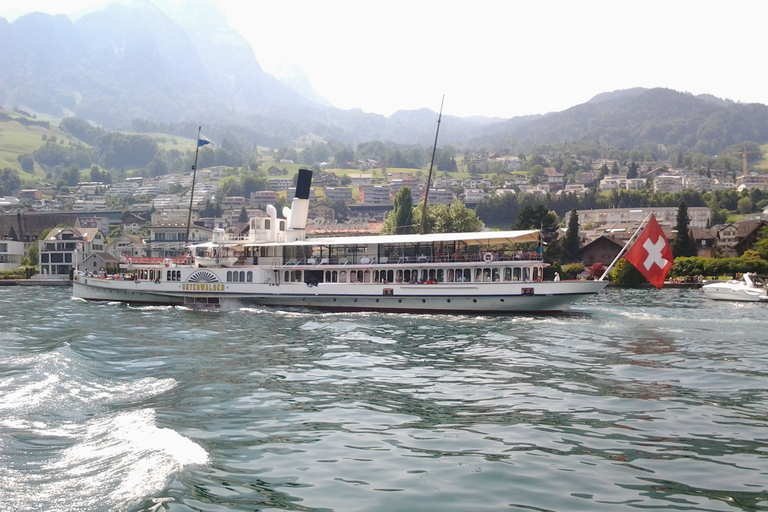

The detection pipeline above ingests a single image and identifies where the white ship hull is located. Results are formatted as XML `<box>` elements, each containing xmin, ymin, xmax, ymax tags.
<box><xmin>73</xmin><ymin>271</ymin><xmax>608</xmax><ymax>313</ymax></box>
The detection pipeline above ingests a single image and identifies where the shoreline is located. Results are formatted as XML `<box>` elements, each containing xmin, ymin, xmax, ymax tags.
<box><xmin>0</xmin><ymin>279</ymin><xmax>71</xmax><ymax>287</ymax></box>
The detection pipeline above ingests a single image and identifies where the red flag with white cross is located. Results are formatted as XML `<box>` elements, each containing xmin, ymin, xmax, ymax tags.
<box><xmin>623</xmin><ymin>215</ymin><xmax>673</xmax><ymax>289</ymax></box>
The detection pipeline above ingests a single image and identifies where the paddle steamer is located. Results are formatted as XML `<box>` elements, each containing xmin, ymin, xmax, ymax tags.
<box><xmin>73</xmin><ymin>170</ymin><xmax>608</xmax><ymax>312</ymax></box>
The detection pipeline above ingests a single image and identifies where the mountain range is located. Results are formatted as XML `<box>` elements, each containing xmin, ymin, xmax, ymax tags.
<box><xmin>2</xmin><ymin>1</ymin><xmax>768</xmax><ymax>155</ymax></box>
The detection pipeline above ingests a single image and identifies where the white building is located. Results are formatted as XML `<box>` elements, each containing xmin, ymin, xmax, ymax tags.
<box><xmin>425</xmin><ymin>188</ymin><xmax>454</xmax><ymax>205</ymax></box>
<box><xmin>359</xmin><ymin>185</ymin><xmax>391</xmax><ymax>204</ymax></box>
<box><xmin>576</xmin><ymin>207</ymin><xmax>711</xmax><ymax>229</ymax></box>
<box><xmin>325</xmin><ymin>187</ymin><xmax>353</xmax><ymax>203</ymax></box>
<box><xmin>347</xmin><ymin>174</ymin><xmax>373</xmax><ymax>186</ymax></box>
<box><xmin>599</xmin><ymin>176</ymin><xmax>647</xmax><ymax>191</ymax></box>
<box><xmin>38</xmin><ymin>227</ymin><xmax>106</xmax><ymax>278</ymax></box>
<box><xmin>654</xmin><ymin>175</ymin><xmax>684</xmax><ymax>193</ymax></box>
<box><xmin>463</xmin><ymin>189</ymin><xmax>488</xmax><ymax>202</ymax></box>
<box><xmin>106</xmin><ymin>234</ymin><xmax>145</xmax><ymax>259</ymax></box>
<box><xmin>518</xmin><ymin>184</ymin><xmax>550</xmax><ymax>195</ymax></box>
<box><xmin>0</xmin><ymin>239</ymin><xmax>25</xmax><ymax>270</ymax></box>
<box><xmin>736</xmin><ymin>174</ymin><xmax>768</xmax><ymax>192</ymax></box>
<box><xmin>684</xmin><ymin>174</ymin><xmax>713</xmax><ymax>192</ymax></box>
<box><xmin>269</xmin><ymin>178</ymin><xmax>293</xmax><ymax>191</ymax></box>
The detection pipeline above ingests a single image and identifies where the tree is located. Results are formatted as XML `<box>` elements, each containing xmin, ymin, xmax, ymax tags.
<box><xmin>587</xmin><ymin>262</ymin><xmax>606</xmax><ymax>280</ymax></box>
<box><xmin>18</xmin><ymin>154</ymin><xmax>35</xmax><ymax>173</ymax></box>
<box><xmin>612</xmin><ymin>258</ymin><xmax>648</xmax><ymax>287</ymax></box>
<box><xmin>0</xmin><ymin>168</ymin><xmax>22</xmax><ymax>195</ymax></box>
<box><xmin>332</xmin><ymin>200</ymin><xmax>350</xmax><ymax>222</ymax></box>
<box><xmin>202</xmin><ymin>199</ymin><xmax>222</xmax><ymax>218</ymax></box>
<box><xmin>333</xmin><ymin>147</ymin><xmax>354</xmax><ymax>168</ymax></box>
<box><xmin>626</xmin><ymin>161</ymin><xmax>638</xmax><ymax>179</ymax></box>
<box><xmin>512</xmin><ymin>204</ymin><xmax>560</xmax><ymax>260</ymax></box>
<box><xmin>382</xmin><ymin>187</ymin><xmax>414</xmax><ymax>234</ymax></box>
<box><xmin>414</xmin><ymin>200</ymin><xmax>483</xmax><ymax>234</ymax></box>
<box><xmin>754</xmin><ymin>225</ymin><xmax>768</xmax><ymax>260</ymax></box>
<box><xmin>671</xmin><ymin>200</ymin><xmax>697</xmax><ymax>258</ymax></box>
<box><xmin>237</xmin><ymin>206</ymin><xmax>248</xmax><ymax>223</ymax></box>
<box><xmin>737</xmin><ymin>197</ymin><xmax>754</xmax><ymax>215</ymax></box>
<box><xmin>561</xmin><ymin>209</ymin><xmax>580</xmax><ymax>263</ymax></box>
<box><xmin>27</xmin><ymin>243</ymin><xmax>39</xmax><ymax>265</ymax></box>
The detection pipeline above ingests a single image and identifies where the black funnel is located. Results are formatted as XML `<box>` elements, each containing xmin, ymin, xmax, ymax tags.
<box><xmin>295</xmin><ymin>169</ymin><xmax>313</xmax><ymax>200</ymax></box>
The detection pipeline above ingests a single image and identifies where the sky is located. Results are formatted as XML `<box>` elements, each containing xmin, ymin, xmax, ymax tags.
<box><xmin>3</xmin><ymin>0</ymin><xmax>768</xmax><ymax>119</ymax></box>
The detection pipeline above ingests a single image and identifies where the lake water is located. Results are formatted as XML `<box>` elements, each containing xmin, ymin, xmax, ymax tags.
<box><xmin>1</xmin><ymin>286</ymin><xmax>767</xmax><ymax>511</ymax></box>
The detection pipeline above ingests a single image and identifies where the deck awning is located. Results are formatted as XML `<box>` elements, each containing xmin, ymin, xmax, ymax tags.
<box><xmin>238</xmin><ymin>230</ymin><xmax>539</xmax><ymax>248</ymax></box>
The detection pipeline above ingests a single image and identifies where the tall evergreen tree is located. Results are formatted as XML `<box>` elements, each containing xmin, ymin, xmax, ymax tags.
<box><xmin>382</xmin><ymin>187</ymin><xmax>415</xmax><ymax>234</ymax></box>
<box><xmin>512</xmin><ymin>204</ymin><xmax>560</xmax><ymax>261</ymax></box>
<box><xmin>562</xmin><ymin>209</ymin><xmax>581</xmax><ymax>263</ymax></box>
<box><xmin>626</xmin><ymin>162</ymin><xmax>638</xmax><ymax>179</ymax></box>
<box><xmin>671</xmin><ymin>200</ymin><xmax>697</xmax><ymax>258</ymax></box>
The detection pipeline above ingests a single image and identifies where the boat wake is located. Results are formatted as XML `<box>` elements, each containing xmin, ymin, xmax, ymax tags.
<box><xmin>0</xmin><ymin>347</ymin><xmax>208</xmax><ymax>512</ymax></box>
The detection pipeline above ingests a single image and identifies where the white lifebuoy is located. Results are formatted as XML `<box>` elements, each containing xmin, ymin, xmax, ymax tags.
<box><xmin>483</xmin><ymin>252</ymin><xmax>494</xmax><ymax>263</ymax></box>
<box><xmin>163</xmin><ymin>258</ymin><xmax>170</xmax><ymax>268</ymax></box>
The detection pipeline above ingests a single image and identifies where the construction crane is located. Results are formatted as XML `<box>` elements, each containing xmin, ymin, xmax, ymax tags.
<box><xmin>734</xmin><ymin>146</ymin><xmax>762</xmax><ymax>175</ymax></box>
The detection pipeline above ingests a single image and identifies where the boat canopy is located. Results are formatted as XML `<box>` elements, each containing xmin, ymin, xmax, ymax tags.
<box><xmin>188</xmin><ymin>241</ymin><xmax>240</xmax><ymax>249</ymax></box>
<box><xmin>238</xmin><ymin>229</ymin><xmax>540</xmax><ymax>248</ymax></box>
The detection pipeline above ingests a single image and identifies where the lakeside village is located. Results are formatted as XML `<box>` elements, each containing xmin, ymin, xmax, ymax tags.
<box><xmin>2</xmin><ymin>156</ymin><xmax>768</xmax><ymax>283</ymax></box>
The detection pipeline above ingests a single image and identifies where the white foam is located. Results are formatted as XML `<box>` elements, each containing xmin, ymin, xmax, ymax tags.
<box><xmin>3</xmin><ymin>409</ymin><xmax>207</xmax><ymax>511</ymax></box>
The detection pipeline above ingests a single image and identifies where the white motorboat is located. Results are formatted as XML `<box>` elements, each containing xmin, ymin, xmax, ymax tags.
<box><xmin>72</xmin><ymin>170</ymin><xmax>609</xmax><ymax>313</ymax></box>
<box><xmin>702</xmin><ymin>273</ymin><xmax>768</xmax><ymax>302</ymax></box>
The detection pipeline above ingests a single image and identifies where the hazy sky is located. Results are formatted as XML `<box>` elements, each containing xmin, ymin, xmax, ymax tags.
<box><xmin>3</xmin><ymin>0</ymin><xmax>767</xmax><ymax>119</ymax></box>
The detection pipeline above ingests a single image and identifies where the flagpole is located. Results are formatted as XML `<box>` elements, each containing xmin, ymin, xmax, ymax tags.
<box><xmin>599</xmin><ymin>212</ymin><xmax>653</xmax><ymax>281</ymax></box>
<box><xmin>185</xmin><ymin>126</ymin><xmax>202</xmax><ymax>246</ymax></box>
<box><xmin>418</xmin><ymin>95</ymin><xmax>444</xmax><ymax>235</ymax></box>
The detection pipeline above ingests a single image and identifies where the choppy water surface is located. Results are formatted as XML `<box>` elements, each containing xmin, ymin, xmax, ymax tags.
<box><xmin>1</xmin><ymin>286</ymin><xmax>767</xmax><ymax>511</ymax></box>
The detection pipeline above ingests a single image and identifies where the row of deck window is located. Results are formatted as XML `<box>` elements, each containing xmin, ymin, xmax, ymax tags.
<box><xmin>227</xmin><ymin>271</ymin><xmax>254</xmax><ymax>282</ymax></box>
<box><xmin>307</xmin><ymin>266</ymin><xmax>543</xmax><ymax>284</ymax></box>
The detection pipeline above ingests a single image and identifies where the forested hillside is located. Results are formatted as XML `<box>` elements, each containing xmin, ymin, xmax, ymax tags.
<box><xmin>475</xmin><ymin>88</ymin><xmax>768</xmax><ymax>156</ymax></box>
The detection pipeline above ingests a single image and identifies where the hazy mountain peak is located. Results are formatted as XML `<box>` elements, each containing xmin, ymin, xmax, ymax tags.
<box><xmin>586</xmin><ymin>88</ymin><xmax>648</xmax><ymax>104</ymax></box>
<box><xmin>271</xmin><ymin>62</ymin><xmax>331</xmax><ymax>107</ymax></box>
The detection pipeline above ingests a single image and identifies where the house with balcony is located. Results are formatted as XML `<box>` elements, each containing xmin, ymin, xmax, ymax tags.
<box><xmin>37</xmin><ymin>227</ymin><xmax>106</xmax><ymax>278</ymax></box>
<box><xmin>268</xmin><ymin>178</ymin><xmax>293</xmax><ymax>191</ymax></box>
<box><xmin>347</xmin><ymin>173</ymin><xmax>373</xmax><ymax>186</ymax></box>
<box><xmin>359</xmin><ymin>184</ymin><xmax>391</xmax><ymax>204</ymax></box>
<box><xmin>106</xmin><ymin>234</ymin><xmax>146</xmax><ymax>259</ymax></box>
<box><xmin>325</xmin><ymin>187</ymin><xmax>353</xmax><ymax>203</ymax></box>
<box><xmin>654</xmin><ymin>175</ymin><xmax>684</xmax><ymax>193</ymax></box>
<box><xmin>147</xmin><ymin>210</ymin><xmax>212</xmax><ymax>258</ymax></box>
<box><xmin>424</xmin><ymin>188</ymin><xmax>455</xmax><ymax>205</ymax></box>
<box><xmin>222</xmin><ymin>196</ymin><xmax>247</xmax><ymax>211</ymax></box>
<box><xmin>308</xmin><ymin>205</ymin><xmax>335</xmax><ymax>222</ymax></box>
<box><xmin>122</xmin><ymin>212</ymin><xmax>147</xmax><ymax>232</ymax></box>
<box><xmin>462</xmin><ymin>189</ymin><xmax>488</xmax><ymax>203</ymax></box>
<box><xmin>736</xmin><ymin>174</ymin><xmax>768</xmax><ymax>192</ymax></box>
<box><xmin>251</xmin><ymin>190</ymin><xmax>279</xmax><ymax>208</ymax></box>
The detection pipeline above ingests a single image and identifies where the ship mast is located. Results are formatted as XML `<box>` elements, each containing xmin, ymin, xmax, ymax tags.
<box><xmin>185</xmin><ymin>126</ymin><xmax>203</xmax><ymax>245</ymax></box>
<box><xmin>418</xmin><ymin>95</ymin><xmax>444</xmax><ymax>235</ymax></box>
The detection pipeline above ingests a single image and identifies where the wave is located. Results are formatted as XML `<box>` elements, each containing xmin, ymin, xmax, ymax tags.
<box><xmin>1</xmin><ymin>409</ymin><xmax>207</xmax><ymax>512</ymax></box>
<box><xmin>0</xmin><ymin>345</ymin><xmax>207</xmax><ymax>512</ymax></box>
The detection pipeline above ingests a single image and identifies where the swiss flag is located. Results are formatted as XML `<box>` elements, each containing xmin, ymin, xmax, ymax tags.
<box><xmin>624</xmin><ymin>215</ymin><xmax>673</xmax><ymax>289</ymax></box>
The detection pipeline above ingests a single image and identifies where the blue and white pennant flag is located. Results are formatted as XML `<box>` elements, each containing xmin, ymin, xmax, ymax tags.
<box><xmin>198</xmin><ymin>134</ymin><xmax>214</xmax><ymax>147</ymax></box>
